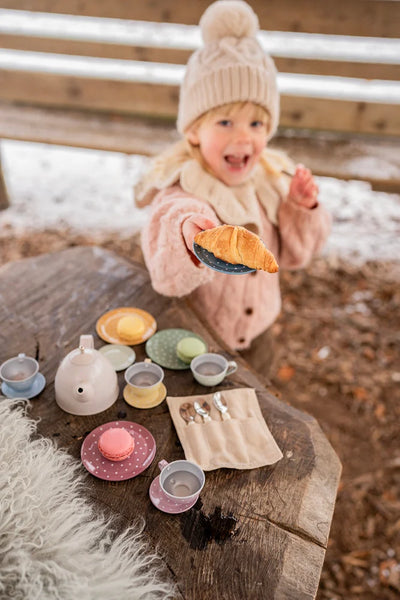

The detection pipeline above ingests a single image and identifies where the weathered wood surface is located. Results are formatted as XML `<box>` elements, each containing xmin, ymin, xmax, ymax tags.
<box><xmin>3</xmin><ymin>0</ymin><xmax>400</xmax><ymax>37</ymax></box>
<box><xmin>0</xmin><ymin>246</ymin><xmax>341</xmax><ymax>599</ymax></box>
<box><xmin>0</xmin><ymin>102</ymin><xmax>180</xmax><ymax>155</ymax></box>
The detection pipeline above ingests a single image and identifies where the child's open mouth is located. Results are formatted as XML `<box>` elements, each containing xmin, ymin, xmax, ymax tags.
<box><xmin>224</xmin><ymin>155</ymin><xmax>249</xmax><ymax>169</ymax></box>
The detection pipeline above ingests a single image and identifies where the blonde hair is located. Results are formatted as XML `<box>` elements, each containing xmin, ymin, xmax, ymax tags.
<box><xmin>188</xmin><ymin>101</ymin><xmax>269</xmax><ymax>131</ymax></box>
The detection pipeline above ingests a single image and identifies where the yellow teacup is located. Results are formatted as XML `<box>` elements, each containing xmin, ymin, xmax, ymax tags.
<box><xmin>124</xmin><ymin>361</ymin><xmax>164</xmax><ymax>402</ymax></box>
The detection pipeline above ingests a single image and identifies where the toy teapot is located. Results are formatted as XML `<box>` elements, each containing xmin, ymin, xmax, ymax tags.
<box><xmin>55</xmin><ymin>334</ymin><xmax>119</xmax><ymax>415</ymax></box>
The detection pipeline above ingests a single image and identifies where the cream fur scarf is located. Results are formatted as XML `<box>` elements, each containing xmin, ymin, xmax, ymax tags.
<box><xmin>135</xmin><ymin>143</ymin><xmax>292</xmax><ymax>231</ymax></box>
<box><xmin>0</xmin><ymin>399</ymin><xmax>174</xmax><ymax>600</ymax></box>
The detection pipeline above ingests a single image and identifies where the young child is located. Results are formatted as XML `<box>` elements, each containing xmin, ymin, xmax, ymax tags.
<box><xmin>135</xmin><ymin>0</ymin><xmax>331</xmax><ymax>357</ymax></box>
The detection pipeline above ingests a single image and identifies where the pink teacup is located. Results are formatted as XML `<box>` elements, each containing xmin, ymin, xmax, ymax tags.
<box><xmin>158</xmin><ymin>459</ymin><xmax>205</xmax><ymax>505</ymax></box>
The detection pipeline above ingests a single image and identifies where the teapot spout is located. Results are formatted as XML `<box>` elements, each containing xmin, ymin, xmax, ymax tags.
<box><xmin>79</xmin><ymin>334</ymin><xmax>94</xmax><ymax>350</ymax></box>
<box><xmin>75</xmin><ymin>381</ymin><xmax>94</xmax><ymax>403</ymax></box>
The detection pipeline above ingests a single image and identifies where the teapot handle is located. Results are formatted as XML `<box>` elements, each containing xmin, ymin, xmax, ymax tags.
<box><xmin>79</xmin><ymin>334</ymin><xmax>94</xmax><ymax>350</ymax></box>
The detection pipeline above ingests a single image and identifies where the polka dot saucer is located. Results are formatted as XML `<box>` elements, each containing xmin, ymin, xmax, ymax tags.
<box><xmin>81</xmin><ymin>421</ymin><xmax>156</xmax><ymax>481</ymax></box>
<box><xmin>149</xmin><ymin>475</ymin><xmax>198</xmax><ymax>514</ymax></box>
<box><xmin>145</xmin><ymin>328</ymin><xmax>208</xmax><ymax>370</ymax></box>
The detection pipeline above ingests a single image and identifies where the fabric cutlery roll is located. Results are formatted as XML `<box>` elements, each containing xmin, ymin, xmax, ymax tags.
<box><xmin>166</xmin><ymin>388</ymin><xmax>283</xmax><ymax>471</ymax></box>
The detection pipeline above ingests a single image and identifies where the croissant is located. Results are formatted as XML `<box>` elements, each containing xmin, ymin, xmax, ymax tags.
<box><xmin>194</xmin><ymin>225</ymin><xmax>279</xmax><ymax>273</ymax></box>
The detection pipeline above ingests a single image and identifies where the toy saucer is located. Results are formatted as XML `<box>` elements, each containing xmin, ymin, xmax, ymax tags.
<box><xmin>145</xmin><ymin>329</ymin><xmax>208</xmax><ymax>370</ymax></box>
<box><xmin>1</xmin><ymin>372</ymin><xmax>46</xmax><ymax>399</ymax></box>
<box><xmin>81</xmin><ymin>420</ymin><xmax>156</xmax><ymax>481</ymax></box>
<box><xmin>99</xmin><ymin>344</ymin><xmax>136</xmax><ymax>371</ymax></box>
<box><xmin>123</xmin><ymin>383</ymin><xmax>166</xmax><ymax>409</ymax></box>
<box><xmin>193</xmin><ymin>243</ymin><xmax>255</xmax><ymax>274</ymax></box>
<box><xmin>96</xmin><ymin>307</ymin><xmax>157</xmax><ymax>345</ymax></box>
<box><xmin>149</xmin><ymin>475</ymin><xmax>198</xmax><ymax>514</ymax></box>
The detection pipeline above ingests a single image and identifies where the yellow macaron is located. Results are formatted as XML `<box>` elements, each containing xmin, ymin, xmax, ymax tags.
<box><xmin>117</xmin><ymin>315</ymin><xmax>145</xmax><ymax>341</ymax></box>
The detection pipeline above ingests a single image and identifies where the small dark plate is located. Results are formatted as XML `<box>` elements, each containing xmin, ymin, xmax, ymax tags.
<box><xmin>193</xmin><ymin>243</ymin><xmax>255</xmax><ymax>275</ymax></box>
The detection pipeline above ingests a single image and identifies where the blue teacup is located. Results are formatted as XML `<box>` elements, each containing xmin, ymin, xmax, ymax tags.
<box><xmin>0</xmin><ymin>353</ymin><xmax>39</xmax><ymax>392</ymax></box>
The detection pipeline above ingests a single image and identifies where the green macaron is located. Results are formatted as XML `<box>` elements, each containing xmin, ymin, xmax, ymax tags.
<box><xmin>176</xmin><ymin>337</ymin><xmax>207</xmax><ymax>364</ymax></box>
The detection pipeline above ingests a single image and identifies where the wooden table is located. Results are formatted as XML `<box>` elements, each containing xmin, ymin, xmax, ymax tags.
<box><xmin>0</xmin><ymin>247</ymin><xmax>341</xmax><ymax>600</ymax></box>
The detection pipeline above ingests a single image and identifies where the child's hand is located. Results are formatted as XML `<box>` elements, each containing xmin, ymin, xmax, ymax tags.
<box><xmin>288</xmin><ymin>164</ymin><xmax>318</xmax><ymax>208</ymax></box>
<box><xmin>182</xmin><ymin>216</ymin><xmax>217</xmax><ymax>252</ymax></box>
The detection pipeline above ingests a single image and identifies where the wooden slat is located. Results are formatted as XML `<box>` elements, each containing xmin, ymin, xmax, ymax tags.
<box><xmin>0</xmin><ymin>68</ymin><xmax>399</xmax><ymax>137</ymax></box>
<box><xmin>281</xmin><ymin>96</ymin><xmax>400</xmax><ymax>137</ymax></box>
<box><xmin>0</xmin><ymin>102</ymin><xmax>180</xmax><ymax>155</ymax></box>
<box><xmin>274</xmin><ymin>58</ymin><xmax>400</xmax><ymax>83</ymax></box>
<box><xmin>1</xmin><ymin>34</ymin><xmax>400</xmax><ymax>81</ymax></box>
<box><xmin>0</xmin><ymin>34</ymin><xmax>191</xmax><ymax>65</ymax></box>
<box><xmin>256</xmin><ymin>0</ymin><xmax>400</xmax><ymax>38</ymax></box>
<box><xmin>0</xmin><ymin>70</ymin><xmax>180</xmax><ymax>119</ymax></box>
<box><xmin>0</xmin><ymin>102</ymin><xmax>399</xmax><ymax>194</ymax></box>
<box><xmin>0</xmin><ymin>150</ymin><xmax>9</xmax><ymax>209</ymax></box>
<box><xmin>2</xmin><ymin>0</ymin><xmax>400</xmax><ymax>37</ymax></box>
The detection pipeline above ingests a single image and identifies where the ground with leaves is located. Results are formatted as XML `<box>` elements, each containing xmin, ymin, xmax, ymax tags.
<box><xmin>271</xmin><ymin>257</ymin><xmax>400</xmax><ymax>600</ymax></box>
<box><xmin>1</xmin><ymin>229</ymin><xmax>399</xmax><ymax>600</ymax></box>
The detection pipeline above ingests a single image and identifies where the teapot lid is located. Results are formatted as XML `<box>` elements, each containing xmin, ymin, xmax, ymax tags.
<box><xmin>69</xmin><ymin>345</ymin><xmax>96</xmax><ymax>365</ymax></box>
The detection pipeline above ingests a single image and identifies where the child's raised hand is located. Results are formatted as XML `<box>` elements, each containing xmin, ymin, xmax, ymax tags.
<box><xmin>288</xmin><ymin>164</ymin><xmax>318</xmax><ymax>208</ymax></box>
<box><xmin>182</xmin><ymin>215</ymin><xmax>218</xmax><ymax>252</ymax></box>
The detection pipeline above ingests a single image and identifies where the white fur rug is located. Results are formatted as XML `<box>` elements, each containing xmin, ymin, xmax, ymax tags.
<box><xmin>0</xmin><ymin>399</ymin><xmax>174</xmax><ymax>600</ymax></box>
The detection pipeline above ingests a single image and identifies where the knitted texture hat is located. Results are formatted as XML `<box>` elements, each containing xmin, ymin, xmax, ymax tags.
<box><xmin>177</xmin><ymin>0</ymin><xmax>280</xmax><ymax>139</ymax></box>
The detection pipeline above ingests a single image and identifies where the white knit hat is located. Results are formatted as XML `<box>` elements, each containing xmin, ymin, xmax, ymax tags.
<box><xmin>177</xmin><ymin>0</ymin><xmax>280</xmax><ymax>139</ymax></box>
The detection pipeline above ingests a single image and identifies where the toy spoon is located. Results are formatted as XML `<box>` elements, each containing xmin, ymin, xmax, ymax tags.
<box><xmin>179</xmin><ymin>402</ymin><xmax>196</xmax><ymax>425</ymax></box>
<box><xmin>194</xmin><ymin>401</ymin><xmax>212</xmax><ymax>423</ymax></box>
<box><xmin>213</xmin><ymin>392</ymin><xmax>231</xmax><ymax>420</ymax></box>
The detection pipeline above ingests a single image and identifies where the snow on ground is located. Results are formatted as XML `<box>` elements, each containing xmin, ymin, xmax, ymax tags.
<box><xmin>0</xmin><ymin>141</ymin><xmax>150</xmax><ymax>235</ymax></box>
<box><xmin>1</xmin><ymin>140</ymin><xmax>400</xmax><ymax>264</ymax></box>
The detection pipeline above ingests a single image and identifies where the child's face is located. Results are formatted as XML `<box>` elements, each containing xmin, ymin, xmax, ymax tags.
<box><xmin>187</xmin><ymin>103</ymin><xmax>269</xmax><ymax>186</ymax></box>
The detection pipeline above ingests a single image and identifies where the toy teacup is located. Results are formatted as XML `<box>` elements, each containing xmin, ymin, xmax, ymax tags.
<box><xmin>190</xmin><ymin>353</ymin><xmax>237</xmax><ymax>386</ymax></box>
<box><xmin>124</xmin><ymin>361</ymin><xmax>164</xmax><ymax>402</ymax></box>
<box><xmin>149</xmin><ymin>459</ymin><xmax>205</xmax><ymax>514</ymax></box>
<box><xmin>0</xmin><ymin>353</ymin><xmax>39</xmax><ymax>392</ymax></box>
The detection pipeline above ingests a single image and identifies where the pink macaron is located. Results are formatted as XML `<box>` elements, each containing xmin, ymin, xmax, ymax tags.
<box><xmin>98</xmin><ymin>427</ymin><xmax>135</xmax><ymax>461</ymax></box>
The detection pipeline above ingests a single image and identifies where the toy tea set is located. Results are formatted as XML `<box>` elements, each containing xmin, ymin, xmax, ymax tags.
<box><xmin>0</xmin><ymin>306</ymin><xmax>255</xmax><ymax>515</ymax></box>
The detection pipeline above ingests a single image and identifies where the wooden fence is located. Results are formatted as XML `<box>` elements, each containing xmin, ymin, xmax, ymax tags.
<box><xmin>0</xmin><ymin>0</ymin><xmax>399</xmax><ymax>207</ymax></box>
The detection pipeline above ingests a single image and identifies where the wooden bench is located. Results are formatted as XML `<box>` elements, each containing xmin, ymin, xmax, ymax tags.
<box><xmin>0</xmin><ymin>0</ymin><xmax>400</xmax><ymax>209</ymax></box>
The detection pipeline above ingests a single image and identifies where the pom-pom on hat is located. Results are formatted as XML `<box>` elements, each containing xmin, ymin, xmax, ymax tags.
<box><xmin>177</xmin><ymin>0</ymin><xmax>280</xmax><ymax>139</ymax></box>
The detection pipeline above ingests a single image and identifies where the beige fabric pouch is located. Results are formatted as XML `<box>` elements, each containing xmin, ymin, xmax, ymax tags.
<box><xmin>167</xmin><ymin>388</ymin><xmax>283</xmax><ymax>471</ymax></box>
